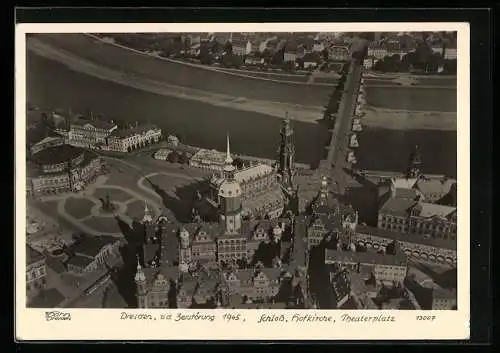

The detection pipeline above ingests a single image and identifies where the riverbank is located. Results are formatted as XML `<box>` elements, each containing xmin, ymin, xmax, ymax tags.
<box><xmin>28</xmin><ymin>37</ymin><xmax>326</xmax><ymax>124</ymax></box>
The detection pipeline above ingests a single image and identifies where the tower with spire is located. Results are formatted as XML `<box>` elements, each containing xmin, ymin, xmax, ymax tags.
<box><xmin>278</xmin><ymin>113</ymin><xmax>295</xmax><ymax>187</ymax></box>
<box><xmin>142</xmin><ymin>200</ymin><xmax>156</xmax><ymax>243</ymax></box>
<box><xmin>406</xmin><ymin>144</ymin><xmax>423</xmax><ymax>178</ymax></box>
<box><xmin>218</xmin><ymin>135</ymin><xmax>243</xmax><ymax>234</ymax></box>
<box><xmin>134</xmin><ymin>255</ymin><xmax>148</xmax><ymax>308</ymax></box>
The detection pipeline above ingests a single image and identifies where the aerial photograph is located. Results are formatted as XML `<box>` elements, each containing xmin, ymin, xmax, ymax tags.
<box><xmin>25</xmin><ymin>30</ymin><xmax>458</xmax><ymax>310</ymax></box>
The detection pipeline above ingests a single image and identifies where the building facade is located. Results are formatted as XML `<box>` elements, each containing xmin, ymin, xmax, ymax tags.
<box><xmin>65</xmin><ymin>235</ymin><xmax>122</xmax><ymax>273</ymax></box>
<box><xmin>354</xmin><ymin>225</ymin><xmax>457</xmax><ymax>266</ymax></box>
<box><xmin>103</xmin><ymin>124</ymin><xmax>162</xmax><ymax>152</ymax></box>
<box><xmin>67</xmin><ymin>119</ymin><xmax>118</xmax><ymax>148</ymax></box>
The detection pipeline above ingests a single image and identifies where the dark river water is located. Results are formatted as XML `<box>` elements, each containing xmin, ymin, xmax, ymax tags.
<box><xmin>26</xmin><ymin>53</ymin><xmax>457</xmax><ymax>177</ymax></box>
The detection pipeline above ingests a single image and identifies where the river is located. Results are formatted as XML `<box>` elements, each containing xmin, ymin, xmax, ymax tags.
<box><xmin>26</xmin><ymin>52</ymin><xmax>457</xmax><ymax>177</ymax></box>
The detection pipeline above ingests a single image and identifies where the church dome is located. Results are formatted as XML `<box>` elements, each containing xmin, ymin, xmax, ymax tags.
<box><xmin>218</xmin><ymin>179</ymin><xmax>241</xmax><ymax>197</ymax></box>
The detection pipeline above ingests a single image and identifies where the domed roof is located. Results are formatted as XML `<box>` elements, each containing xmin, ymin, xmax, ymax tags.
<box><xmin>219</xmin><ymin>179</ymin><xmax>241</xmax><ymax>197</ymax></box>
<box><xmin>179</xmin><ymin>228</ymin><xmax>189</xmax><ymax>238</ymax></box>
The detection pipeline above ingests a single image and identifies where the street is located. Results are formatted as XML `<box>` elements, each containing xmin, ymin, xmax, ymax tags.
<box><xmin>326</xmin><ymin>60</ymin><xmax>363</xmax><ymax>194</ymax></box>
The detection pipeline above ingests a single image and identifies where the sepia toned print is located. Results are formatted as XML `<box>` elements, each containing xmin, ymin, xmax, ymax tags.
<box><xmin>16</xmin><ymin>22</ymin><xmax>470</xmax><ymax>341</ymax></box>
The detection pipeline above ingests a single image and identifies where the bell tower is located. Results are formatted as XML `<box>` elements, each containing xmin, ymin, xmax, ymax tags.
<box><xmin>219</xmin><ymin>135</ymin><xmax>242</xmax><ymax>234</ymax></box>
<box><xmin>142</xmin><ymin>201</ymin><xmax>156</xmax><ymax>243</ymax></box>
<box><xmin>278</xmin><ymin>113</ymin><xmax>295</xmax><ymax>186</ymax></box>
<box><xmin>134</xmin><ymin>256</ymin><xmax>148</xmax><ymax>308</ymax></box>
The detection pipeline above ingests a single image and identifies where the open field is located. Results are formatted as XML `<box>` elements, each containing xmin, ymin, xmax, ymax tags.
<box><xmin>93</xmin><ymin>187</ymin><xmax>134</xmax><ymax>203</ymax></box>
<box><xmin>65</xmin><ymin>197</ymin><xmax>95</xmax><ymax>220</ymax></box>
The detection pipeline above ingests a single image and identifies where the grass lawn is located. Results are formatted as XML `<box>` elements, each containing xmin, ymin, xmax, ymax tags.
<box><xmin>94</xmin><ymin>187</ymin><xmax>134</xmax><ymax>203</ymax></box>
<box><xmin>125</xmin><ymin>200</ymin><xmax>150</xmax><ymax>220</ymax></box>
<box><xmin>64</xmin><ymin>197</ymin><xmax>95</xmax><ymax>220</ymax></box>
<box><xmin>82</xmin><ymin>217</ymin><xmax>121</xmax><ymax>234</ymax></box>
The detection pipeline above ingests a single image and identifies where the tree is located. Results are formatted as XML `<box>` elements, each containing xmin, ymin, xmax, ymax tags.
<box><xmin>178</xmin><ymin>153</ymin><xmax>189</xmax><ymax>165</ymax></box>
<box><xmin>321</xmin><ymin>48</ymin><xmax>329</xmax><ymax>62</ymax></box>
<box><xmin>167</xmin><ymin>151</ymin><xmax>180</xmax><ymax>163</ymax></box>
<box><xmin>261</xmin><ymin>48</ymin><xmax>273</xmax><ymax>65</ymax></box>
<box><xmin>224</xmin><ymin>41</ymin><xmax>233</xmax><ymax>55</ymax></box>
<box><xmin>232</xmin><ymin>157</ymin><xmax>244</xmax><ymax>169</ymax></box>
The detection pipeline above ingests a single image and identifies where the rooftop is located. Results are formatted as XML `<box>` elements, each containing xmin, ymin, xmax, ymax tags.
<box><xmin>32</xmin><ymin>144</ymin><xmax>84</xmax><ymax>166</ymax></box>
<box><xmin>414</xmin><ymin>202</ymin><xmax>456</xmax><ymax>219</ymax></box>
<box><xmin>325</xmin><ymin>249</ymin><xmax>406</xmax><ymax>267</ymax></box>
<box><xmin>72</xmin><ymin>118</ymin><xmax>117</xmax><ymax>131</ymax></box>
<box><xmin>379</xmin><ymin>197</ymin><xmax>417</xmax><ymax>216</ymax></box>
<box><xmin>27</xmin><ymin>245</ymin><xmax>45</xmax><ymax>266</ymax></box>
<box><xmin>109</xmin><ymin>124</ymin><xmax>160</xmax><ymax>138</ymax></box>
<box><xmin>71</xmin><ymin>235</ymin><xmax>120</xmax><ymax>258</ymax></box>
<box><xmin>416</xmin><ymin>178</ymin><xmax>456</xmax><ymax>197</ymax></box>
<box><xmin>66</xmin><ymin>254</ymin><xmax>94</xmax><ymax>269</ymax></box>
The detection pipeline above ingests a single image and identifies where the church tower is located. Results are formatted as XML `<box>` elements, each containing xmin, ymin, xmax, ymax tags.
<box><xmin>278</xmin><ymin>113</ymin><xmax>295</xmax><ymax>187</ymax></box>
<box><xmin>142</xmin><ymin>201</ymin><xmax>156</xmax><ymax>243</ymax></box>
<box><xmin>406</xmin><ymin>144</ymin><xmax>423</xmax><ymax>178</ymax></box>
<box><xmin>219</xmin><ymin>135</ymin><xmax>242</xmax><ymax>234</ymax></box>
<box><xmin>134</xmin><ymin>256</ymin><xmax>148</xmax><ymax>308</ymax></box>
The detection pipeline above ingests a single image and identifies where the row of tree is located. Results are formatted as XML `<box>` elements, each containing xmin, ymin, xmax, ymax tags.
<box><xmin>372</xmin><ymin>52</ymin><xmax>457</xmax><ymax>74</ymax></box>
<box><xmin>165</xmin><ymin>151</ymin><xmax>190</xmax><ymax>164</ymax></box>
